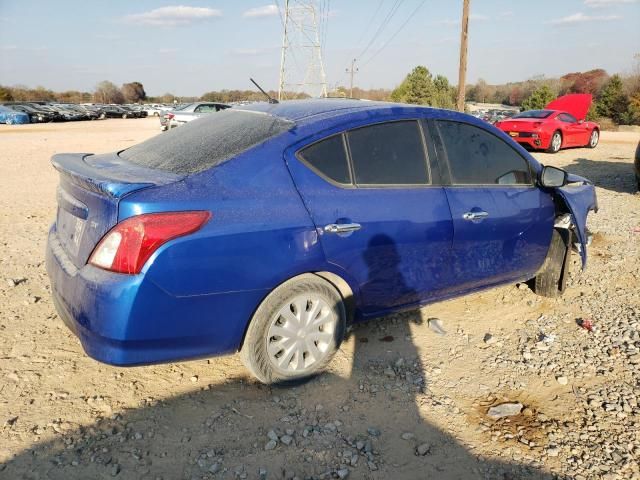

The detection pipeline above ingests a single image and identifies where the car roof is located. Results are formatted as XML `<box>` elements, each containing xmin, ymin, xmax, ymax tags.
<box><xmin>236</xmin><ymin>98</ymin><xmax>440</xmax><ymax>123</ymax></box>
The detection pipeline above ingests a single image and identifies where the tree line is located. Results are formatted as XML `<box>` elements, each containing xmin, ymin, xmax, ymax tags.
<box><xmin>0</xmin><ymin>58</ymin><xmax>638</xmax><ymax>125</ymax></box>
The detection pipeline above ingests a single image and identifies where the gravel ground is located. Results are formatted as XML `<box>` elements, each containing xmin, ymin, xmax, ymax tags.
<box><xmin>0</xmin><ymin>119</ymin><xmax>639</xmax><ymax>480</ymax></box>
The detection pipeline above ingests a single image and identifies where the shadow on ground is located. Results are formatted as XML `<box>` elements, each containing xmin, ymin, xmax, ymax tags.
<box><xmin>2</xmin><ymin>225</ymin><xmax>564</xmax><ymax>480</ymax></box>
<box><xmin>563</xmin><ymin>157</ymin><xmax>638</xmax><ymax>194</ymax></box>
<box><xmin>1</xmin><ymin>314</ymin><xmax>561</xmax><ymax>480</ymax></box>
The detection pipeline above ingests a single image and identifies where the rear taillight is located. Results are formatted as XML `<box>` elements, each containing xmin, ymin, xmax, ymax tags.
<box><xmin>88</xmin><ymin>211</ymin><xmax>211</xmax><ymax>274</ymax></box>
<box><xmin>166</xmin><ymin>113</ymin><xmax>174</xmax><ymax>119</ymax></box>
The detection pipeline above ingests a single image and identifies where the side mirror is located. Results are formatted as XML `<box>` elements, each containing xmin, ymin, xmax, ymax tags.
<box><xmin>540</xmin><ymin>166</ymin><xmax>567</xmax><ymax>188</ymax></box>
<box><xmin>578</xmin><ymin>119</ymin><xmax>584</xmax><ymax>124</ymax></box>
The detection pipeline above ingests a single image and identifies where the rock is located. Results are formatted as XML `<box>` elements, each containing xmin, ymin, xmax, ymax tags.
<box><xmin>280</xmin><ymin>434</ymin><xmax>293</xmax><ymax>446</ymax></box>
<box><xmin>111</xmin><ymin>464</ymin><xmax>121</xmax><ymax>476</ymax></box>
<box><xmin>427</xmin><ymin>318</ymin><xmax>447</xmax><ymax>335</ymax></box>
<box><xmin>487</xmin><ymin>402</ymin><xmax>523</xmax><ymax>419</ymax></box>
<box><xmin>258</xmin><ymin>468</ymin><xmax>267</xmax><ymax>479</ymax></box>
<box><xmin>209</xmin><ymin>463</ymin><xmax>220</xmax><ymax>473</ymax></box>
<box><xmin>547</xmin><ymin>447</ymin><xmax>560</xmax><ymax>457</ymax></box>
<box><xmin>190</xmin><ymin>375</ymin><xmax>198</xmax><ymax>383</ymax></box>
<box><xmin>556</xmin><ymin>376</ymin><xmax>568</xmax><ymax>385</ymax></box>
<box><xmin>337</xmin><ymin>468</ymin><xmax>350</xmax><ymax>479</ymax></box>
<box><xmin>267</xmin><ymin>430</ymin><xmax>279</xmax><ymax>441</ymax></box>
<box><xmin>401</xmin><ymin>432</ymin><xmax>415</xmax><ymax>441</ymax></box>
<box><xmin>264</xmin><ymin>440</ymin><xmax>277</xmax><ymax>450</ymax></box>
<box><xmin>416</xmin><ymin>443</ymin><xmax>431</xmax><ymax>456</ymax></box>
<box><xmin>367</xmin><ymin>427</ymin><xmax>381</xmax><ymax>437</ymax></box>
<box><xmin>483</xmin><ymin>333</ymin><xmax>497</xmax><ymax>344</ymax></box>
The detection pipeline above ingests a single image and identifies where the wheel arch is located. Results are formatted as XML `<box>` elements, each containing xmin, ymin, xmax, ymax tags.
<box><xmin>236</xmin><ymin>270</ymin><xmax>358</xmax><ymax>351</ymax></box>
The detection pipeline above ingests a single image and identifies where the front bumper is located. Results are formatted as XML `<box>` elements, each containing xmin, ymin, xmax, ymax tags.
<box><xmin>46</xmin><ymin>226</ymin><xmax>267</xmax><ymax>366</ymax></box>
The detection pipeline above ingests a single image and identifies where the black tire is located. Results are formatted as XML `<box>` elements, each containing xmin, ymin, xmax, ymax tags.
<box><xmin>546</xmin><ymin>131</ymin><xmax>562</xmax><ymax>154</ymax></box>
<box><xmin>533</xmin><ymin>229</ymin><xmax>568</xmax><ymax>298</ymax></box>
<box><xmin>240</xmin><ymin>274</ymin><xmax>346</xmax><ymax>385</ymax></box>
<box><xmin>587</xmin><ymin>129</ymin><xmax>599</xmax><ymax>149</ymax></box>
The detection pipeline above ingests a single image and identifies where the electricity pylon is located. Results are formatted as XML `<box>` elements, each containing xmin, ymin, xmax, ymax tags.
<box><xmin>278</xmin><ymin>0</ymin><xmax>328</xmax><ymax>100</ymax></box>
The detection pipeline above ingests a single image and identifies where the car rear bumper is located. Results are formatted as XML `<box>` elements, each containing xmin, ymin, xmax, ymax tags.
<box><xmin>46</xmin><ymin>226</ymin><xmax>267</xmax><ymax>366</ymax></box>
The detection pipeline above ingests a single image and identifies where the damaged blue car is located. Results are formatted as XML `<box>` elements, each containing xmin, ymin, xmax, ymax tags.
<box><xmin>45</xmin><ymin>100</ymin><xmax>597</xmax><ymax>384</ymax></box>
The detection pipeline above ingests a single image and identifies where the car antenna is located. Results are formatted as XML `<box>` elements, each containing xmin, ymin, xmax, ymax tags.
<box><xmin>250</xmin><ymin>78</ymin><xmax>278</xmax><ymax>104</ymax></box>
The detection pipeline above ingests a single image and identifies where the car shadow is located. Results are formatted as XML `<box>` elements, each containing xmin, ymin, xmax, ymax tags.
<box><xmin>2</xmin><ymin>238</ymin><xmax>564</xmax><ymax>479</ymax></box>
<box><xmin>562</xmin><ymin>157</ymin><xmax>637</xmax><ymax>194</ymax></box>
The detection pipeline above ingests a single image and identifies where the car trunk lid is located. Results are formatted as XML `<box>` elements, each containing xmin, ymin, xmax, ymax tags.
<box><xmin>545</xmin><ymin>93</ymin><xmax>592</xmax><ymax>121</ymax></box>
<box><xmin>52</xmin><ymin>152</ymin><xmax>182</xmax><ymax>269</ymax></box>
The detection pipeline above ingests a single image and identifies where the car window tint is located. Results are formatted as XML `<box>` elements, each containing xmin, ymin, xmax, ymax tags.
<box><xmin>347</xmin><ymin>121</ymin><xmax>429</xmax><ymax>185</ymax></box>
<box><xmin>558</xmin><ymin>113</ymin><xmax>577</xmax><ymax>123</ymax></box>
<box><xmin>436</xmin><ymin>120</ymin><xmax>531</xmax><ymax>185</ymax></box>
<box><xmin>299</xmin><ymin>134</ymin><xmax>351</xmax><ymax>185</ymax></box>
<box><xmin>120</xmin><ymin>110</ymin><xmax>294</xmax><ymax>175</ymax></box>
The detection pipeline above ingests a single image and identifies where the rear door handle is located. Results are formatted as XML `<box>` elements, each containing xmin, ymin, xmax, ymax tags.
<box><xmin>324</xmin><ymin>223</ymin><xmax>362</xmax><ymax>234</ymax></box>
<box><xmin>462</xmin><ymin>211</ymin><xmax>489</xmax><ymax>221</ymax></box>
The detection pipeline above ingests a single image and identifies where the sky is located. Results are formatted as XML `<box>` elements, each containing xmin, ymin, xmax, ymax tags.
<box><xmin>0</xmin><ymin>0</ymin><xmax>638</xmax><ymax>97</ymax></box>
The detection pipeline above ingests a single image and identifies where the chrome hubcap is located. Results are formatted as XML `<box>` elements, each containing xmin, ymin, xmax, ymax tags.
<box><xmin>552</xmin><ymin>134</ymin><xmax>561</xmax><ymax>151</ymax></box>
<box><xmin>590</xmin><ymin>131</ymin><xmax>598</xmax><ymax>146</ymax></box>
<box><xmin>266</xmin><ymin>295</ymin><xmax>336</xmax><ymax>372</ymax></box>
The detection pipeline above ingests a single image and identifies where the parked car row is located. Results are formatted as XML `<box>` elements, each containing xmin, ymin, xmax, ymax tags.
<box><xmin>470</xmin><ymin>108</ymin><xmax>518</xmax><ymax>124</ymax></box>
<box><xmin>0</xmin><ymin>103</ymin><xmax>156</xmax><ymax>124</ymax></box>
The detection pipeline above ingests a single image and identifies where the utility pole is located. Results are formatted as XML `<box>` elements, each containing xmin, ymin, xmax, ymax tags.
<box><xmin>346</xmin><ymin>58</ymin><xmax>358</xmax><ymax>98</ymax></box>
<box><xmin>456</xmin><ymin>0</ymin><xmax>470</xmax><ymax>112</ymax></box>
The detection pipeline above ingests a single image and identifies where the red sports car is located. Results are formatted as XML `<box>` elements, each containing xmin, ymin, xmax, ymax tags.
<box><xmin>495</xmin><ymin>94</ymin><xmax>599</xmax><ymax>154</ymax></box>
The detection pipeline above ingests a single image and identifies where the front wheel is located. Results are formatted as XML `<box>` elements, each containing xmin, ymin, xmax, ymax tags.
<box><xmin>240</xmin><ymin>274</ymin><xmax>346</xmax><ymax>385</ymax></box>
<box><xmin>547</xmin><ymin>131</ymin><xmax>562</xmax><ymax>154</ymax></box>
<box><xmin>587</xmin><ymin>129</ymin><xmax>599</xmax><ymax>148</ymax></box>
<box><xmin>533</xmin><ymin>229</ymin><xmax>569</xmax><ymax>298</ymax></box>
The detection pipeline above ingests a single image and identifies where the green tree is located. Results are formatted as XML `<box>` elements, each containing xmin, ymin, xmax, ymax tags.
<box><xmin>596</xmin><ymin>75</ymin><xmax>630</xmax><ymax>124</ymax></box>
<box><xmin>521</xmin><ymin>85</ymin><xmax>555</xmax><ymax>111</ymax></box>
<box><xmin>390</xmin><ymin>66</ymin><xmax>455</xmax><ymax>108</ymax></box>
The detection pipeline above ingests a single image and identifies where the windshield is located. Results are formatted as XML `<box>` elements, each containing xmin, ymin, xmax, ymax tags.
<box><xmin>513</xmin><ymin>110</ymin><xmax>553</xmax><ymax>119</ymax></box>
<box><xmin>119</xmin><ymin>109</ymin><xmax>294</xmax><ymax>175</ymax></box>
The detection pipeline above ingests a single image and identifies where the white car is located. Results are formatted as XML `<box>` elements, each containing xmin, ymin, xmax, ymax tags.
<box><xmin>166</xmin><ymin>102</ymin><xmax>230</xmax><ymax>130</ymax></box>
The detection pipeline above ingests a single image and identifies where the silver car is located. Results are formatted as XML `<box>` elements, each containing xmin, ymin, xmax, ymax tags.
<box><xmin>163</xmin><ymin>102</ymin><xmax>229</xmax><ymax>130</ymax></box>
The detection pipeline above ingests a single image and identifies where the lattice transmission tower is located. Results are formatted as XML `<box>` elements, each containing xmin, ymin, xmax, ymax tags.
<box><xmin>278</xmin><ymin>0</ymin><xmax>328</xmax><ymax>100</ymax></box>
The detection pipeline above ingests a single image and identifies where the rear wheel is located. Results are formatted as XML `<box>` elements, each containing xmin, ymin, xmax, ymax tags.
<box><xmin>587</xmin><ymin>129</ymin><xmax>599</xmax><ymax>148</ymax></box>
<box><xmin>240</xmin><ymin>274</ymin><xmax>346</xmax><ymax>385</ymax></box>
<box><xmin>547</xmin><ymin>131</ymin><xmax>562</xmax><ymax>154</ymax></box>
<box><xmin>533</xmin><ymin>229</ymin><xmax>568</xmax><ymax>298</ymax></box>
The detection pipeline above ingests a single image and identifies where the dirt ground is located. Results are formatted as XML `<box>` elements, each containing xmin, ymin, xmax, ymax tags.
<box><xmin>0</xmin><ymin>118</ymin><xmax>639</xmax><ymax>480</ymax></box>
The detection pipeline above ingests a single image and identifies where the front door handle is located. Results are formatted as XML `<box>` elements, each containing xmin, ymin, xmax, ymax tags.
<box><xmin>324</xmin><ymin>223</ymin><xmax>362</xmax><ymax>234</ymax></box>
<box><xmin>462</xmin><ymin>211</ymin><xmax>489</xmax><ymax>221</ymax></box>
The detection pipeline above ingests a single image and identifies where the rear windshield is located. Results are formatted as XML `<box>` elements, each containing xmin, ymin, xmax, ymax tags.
<box><xmin>119</xmin><ymin>109</ymin><xmax>293</xmax><ymax>175</ymax></box>
<box><xmin>513</xmin><ymin>110</ymin><xmax>553</xmax><ymax>119</ymax></box>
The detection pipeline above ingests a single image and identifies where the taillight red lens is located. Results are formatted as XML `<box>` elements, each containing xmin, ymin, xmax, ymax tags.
<box><xmin>166</xmin><ymin>113</ymin><xmax>175</xmax><ymax>119</ymax></box>
<box><xmin>88</xmin><ymin>211</ymin><xmax>211</xmax><ymax>274</ymax></box>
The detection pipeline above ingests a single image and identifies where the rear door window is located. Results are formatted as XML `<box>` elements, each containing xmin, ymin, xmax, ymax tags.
<box><xmin>347</xmin><ymin>121</ymin><xmax>430</xmax><ymax>186</ymax></box>
<box><xmin>436</xmin><ymin>120</ymin><xmax>532</xmax><ymax>185</ymax></box>
<box><xmin>298</xmin><ymin>134</ymin><xmax>351</xmax><ymax>185</ymax></box>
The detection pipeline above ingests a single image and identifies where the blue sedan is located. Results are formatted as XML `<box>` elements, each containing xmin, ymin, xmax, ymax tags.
<box><xmin>46</xmin><ymin>100</ymin><xmax>597</xmax><ymax>384</ymax></box>
<box><xmin>0</xmin><ymin>105</ymin><xmax>30</xmax><ymax>124</ymax></box>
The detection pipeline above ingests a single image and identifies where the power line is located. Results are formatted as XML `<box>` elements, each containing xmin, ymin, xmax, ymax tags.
<box><xmin>356</xmin><ymin>0</ymin><xmax>405</xmax><ymax>61</ymax></box>
<box><xmin>360</xmin><ymin>0</ymin><xmax>427</xmax><ymax>68</ymax></box>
